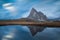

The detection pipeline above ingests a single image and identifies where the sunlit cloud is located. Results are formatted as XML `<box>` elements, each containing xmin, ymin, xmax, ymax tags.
<box><xmin>2</xmin><ymin>3</ymin><xmax>18</xmax><ymax>17</ymax></box>
<box><xmin>3</xmin><ymin>3</ymin><xmax>16</xmax><ymax>12</ymax></box>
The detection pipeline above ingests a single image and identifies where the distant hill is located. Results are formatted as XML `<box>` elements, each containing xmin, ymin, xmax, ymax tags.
<box><xmin>48</xmin><ymin>17</ymin><xmax>60</xmax><ymax>21</ymax></box>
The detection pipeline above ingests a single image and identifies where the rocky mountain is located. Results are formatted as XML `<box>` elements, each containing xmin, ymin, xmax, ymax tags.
<box><xmin>17</xmin><ymin>8</ymin><xmax>47</xmax><ymax>36</ymax></box>
<box><xmin>27</xmin><ymin>8</ymin><xmax>48</xmax><ymax>36</ymax></box>
<box><xmin>28</xmin><ymin>8</ymin><xmax>47</xmax><ymax>21</ymax></box>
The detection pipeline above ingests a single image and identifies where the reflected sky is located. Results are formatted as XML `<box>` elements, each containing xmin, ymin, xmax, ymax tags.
<box><xmin>0</xmin><ymin>0</ymin><xmax>60</xmax><ymax>40</ymax></box>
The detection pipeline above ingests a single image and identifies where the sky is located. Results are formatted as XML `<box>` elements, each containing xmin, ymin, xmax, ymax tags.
<box><xmin>0</xmin><ymin>0</ymin><xmax>60</xmax><ymax>19</ymax></box>
<box><xmin>0</xmin><ymin>0</ymin><xmax>60</xmax><ymax>40</ymax></box>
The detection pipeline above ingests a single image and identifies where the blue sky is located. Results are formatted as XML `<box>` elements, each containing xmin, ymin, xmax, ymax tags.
<box><xmin>0</xmin><ymin>0</ymin><xmax>60</xmax><ymax>40</ymax></box>
<box><xmin>0</xmin><ymin>0</ymin><xmax>60</xmax><ymax>19</ymax></box>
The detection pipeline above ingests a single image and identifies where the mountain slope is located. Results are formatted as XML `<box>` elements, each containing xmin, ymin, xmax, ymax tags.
<box><xmin>27</xmin><ymin>8</ymin><xmax>48</xmax><ymax>36</ymax></box>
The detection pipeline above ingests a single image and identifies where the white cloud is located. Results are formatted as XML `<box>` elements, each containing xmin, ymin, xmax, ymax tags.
<box><xmin>2</xmin><ymin>3</ymin><xmax>18</xmax><ymax>17</ymax></box>
<box><xmin>22</xmin><ymin>11</ymin><xmax>30</xmax><ymax>18</ymax></box>
<box><xmin>3</xmin><ymin>3</ymin><xmax>16</xmax><ymax>12</ymax></box>
<box><xmin>32</xmin><ymin>0</ymin><xmax>60</xmax><ymax>19</ymax></box>
<box><xmin>54</xmin><ymin>1</ymin><xmax>60</xmax><ymax>6</ymax></box>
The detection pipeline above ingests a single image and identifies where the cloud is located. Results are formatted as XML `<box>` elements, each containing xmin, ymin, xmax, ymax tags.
<box><xmin>32</xmin><ymin>0</ymin><xmax>60</xmax><ymax>19</ymax></box>
<box><xmin>0</xmin><ymin>0</ymin><xmax>60</xmax><ymax>19</ymax></box>
<box><xmin>0</xmin><ymin>3</ymin><xmax>19</xmax><ymax>19</ymax></box>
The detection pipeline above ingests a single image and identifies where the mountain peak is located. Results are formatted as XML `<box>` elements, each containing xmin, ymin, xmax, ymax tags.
<box><xmin>27</xmin><ymin>8</ymin><xmax>47</xmax><ymax>36</ymax></box>
<box><xmin>30</xmin><ymin>8</ymin><xmax>38</xmax><ymax>14</ymax></box>
<box><xmin>28</xmin><ymin>8</ymin><xmax>47</xmax><ymax>21</ymax></box>
<box><xmin>31</xmin><ymin>8</ymin><xmax>37</xmax><ymax>12</ymax></box>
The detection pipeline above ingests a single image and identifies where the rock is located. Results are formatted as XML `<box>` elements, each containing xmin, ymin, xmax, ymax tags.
<box><xmin>27</xmin><ymin>8</ymin><xmax>47</xmax><ymax>36</ymax></box>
